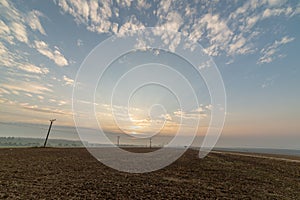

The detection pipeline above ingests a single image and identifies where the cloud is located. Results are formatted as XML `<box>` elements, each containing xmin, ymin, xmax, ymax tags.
<box><xmin>0</xmin><ymin>46</ymin><xmax>42</xmax><ymax>75</ymax></box>
<box><xmin>0</xmin><ymin>0</ymin><xmax>21</xmax><ymax>21</ymax></box>
<box><xmin>72</xmin><ymin>101</ymin><xmax>210</xmax><ymax>134</ymax></box>
<box><xmin>0</xmin><ymin>81</ymin><xmax>52</xmax><ymax>95</ymax></box>
<box><xmin>226</xmin><ymin>0</ymin><xmax>297</xmax><ymax>57</ymax></box>
<box><xmin>76</xmin><ymin>39</ymin><xmax>83</xmax><ymax>46</ymax></box>
<box><xmin>26</xmin><ymin>10</ymin><xmax>46</xmax><ymax>35</ymax></box>
<box><xmin>258</xmin><ymin>36</ymin><xmax>294</xmax><ymax>64</ymax></box>
<box><xmin>200</xmin><ymin>13</ymin><xmax>233</xmax><ymax>56</ymax></box>
<box><xmin>118</xmin><ymin>0</ymin><xmax>132</xmax><ymax>8</ymax></box>
<box><xmin>294</xmin><ymin>4</ymin><xmax>300</xmax><ymax>15</ymax></box>
<box><xmin>198</xmin><ymin>59</ymin><xmax>214</xmax><ymax>70</ymax></box>
<box><xmin>0</xmin><ymin>0</ymin><xmax>67</xmax><ymax>71</ymax></box>
<box><xmin>55</xmin><ymin>0</ymin><xmax>299</xmax><ymax>61</ymax></box>
<box><xmin>159</xmin><ymin>113</ymin><xmax>172</xmax><ymax>121</ymax></box>
<box><xmin>0</xmin><ymin>42</ymin><xmax>15</xmax><ymax>67</ymax></box>
<box><xmin>37</xmin><ymin>95</ymin><xmax>44</xmax><ymax>100</ymax></box>
<box><xmin>267</xmin><ymin>0</ymin><xmax>287</xmax><ymax>7</ymax></box>
<box><xmin>157</xmin><ymin>0</ymin><xmax>172</xmax><ymax>15</ymax></box>
<box><xmin>118</xmin><ymin>15</ymin><xmax>146</xmax><ymax>36</ymax></box>
<box><xmin>228</xmin><ymin>35</ymin><xmax>247</xmax><ymax>55</ymax></box>
<box><xmin>17</xmin><ymin>63</ymin><xmax>49</xmax><ymax>74</ymax></box>
<box><xmin>0</xmin><ymin>41</ymin><xmax>49</xmax><ymax>74</ymax></box>
<box><xmin>63</xmin><ymin>75</ymin><xmax>74</xmax><ymax>86</ymax></box>
<box><xmin>0</xmin><ymin>1</ymin><xmax>52</xmax><ymax>74</ymax></box>
<box><xmin>152</xmin><ymin>11</ymin><xmax>183</xmax><ymax>52</ymax></box>
<box><xmin>261</xmin><ymin>77</ymin><xmax>275</xmax><ymax>88</ymax></box>
<box><xmin>34</xmin><ymin>40</ymin><xmax>69</xmax><ymax>67</ymax></box>
<box><xmin>0</xmin><ymin>19</ymin><xmax>10</xmax><ymax>36</ymax></box>
<box><xmin>47</xmin><ymin>98</ymin><xmax>68</xmax><ymax>106</ymax></box>
<box><xmin>0</xmin><ymin>88</ymin><xmax>10</xmax><ymax>95</ymax></box>
<box><xmin>57</xmin><ymin>0</ymin><xmax>114</xmax><ymax>34</ymax></box>
<box><xmin>163</xmin><ymin>11</ymin><xmax>183</xmax><ymax>32</ymax></box>
<box><xmin>94</xmin><ymin>103</ymin><xmax>182</xmax><ymax>135</ymax></box>
<box><xmin>0</xmin><ymin>97</ymin><xmax>72</xmax><ymax>116</ymax></box>
<box><xmin>246</xmin><ymin>15</ymin><xmax>260</xmax><ymax>29</ymax></box>
<box><xmin>22</xmin><ymin>104</ymin><xmax>71</xmax><ymax>115</ymax></box>
<box><xmin>278</xmin><ymin>36</ymin><xmax>295</xmax><ymax>44</ymax></box>
<box><xmin>262</xmin><ymin>7</ymin><xmax>293</xmax><ymax>18</ymax></box>
<box><xmin>137</xmin><ymin>0</ymin><xmax>151</xmax><ymax>10</ymax></box>
<box><xmin>173</xmin><ymin>105</ymin><xmax>210</xmax><ymax>120</ymax></box>
<box><xmin>0</xmin><ymin>4</ymin><xmax>45</xmax><ymax>45</ymax></box>
<box><xmin>10</xmin><ymin>22</ymin><xmax>28</xmax><ymax>44</ymax></box>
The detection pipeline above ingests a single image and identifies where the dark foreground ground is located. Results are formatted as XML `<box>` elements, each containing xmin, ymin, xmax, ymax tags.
<box><xmin>0</xmin><ymin>148</ymin><xmax>299</xmax><ymax>199</ymax></box>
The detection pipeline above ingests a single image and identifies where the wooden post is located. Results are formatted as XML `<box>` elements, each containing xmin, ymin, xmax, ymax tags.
<box><xmin>117</xmin><ymin>136</ymin><xmax>120</xmax><ymax>147</ymax></box>
<box><xmin>150</xmin><ymin>137</ymin><xmax>152</xmax><ymax>149</ymax></box>
<box><xmin>43</xmin><ymin>119</ymin><xmax>56</xmax><ymax>148</ymax></box>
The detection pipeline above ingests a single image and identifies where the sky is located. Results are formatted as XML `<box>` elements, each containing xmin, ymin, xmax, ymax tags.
<box><xmin>0</xmin><ymin>0</ymin><xmax>299</xmax><ymax>149</ymax></box>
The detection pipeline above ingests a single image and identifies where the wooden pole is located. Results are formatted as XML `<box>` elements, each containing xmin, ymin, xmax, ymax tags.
<box><xmin>150</xmin><ymin>137</ymin><xmax>152</xmax><ymax>149</ymax></box>
<box><xmin>43</xmin><ymin>119</ymin><xmax>56</xmax><ymax>148</ymax></box>
<box><xmin>117</xmin><ymin>136</ymin><xmax>120</xmax><ymax>147</ymax></box>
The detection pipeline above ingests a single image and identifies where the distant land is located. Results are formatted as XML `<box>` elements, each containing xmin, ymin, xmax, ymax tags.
<box><xmin>0</xmin><ymin>137</ymin><xmax>146</xmax><ymax>148</ymax></box>
<box><xmin>213</xmin><ymin>147</ymin><xmax>300</xmax><ymax>157</ymax></box>
<box><xmin>0</xmin><ymin>137</ymin><xmax>299</xmax><ymax>157</ymax></box>
<box><xmin>0</xmin><ymin>137</ymin><xmax>84</xmax><ymax>147</ymax></box>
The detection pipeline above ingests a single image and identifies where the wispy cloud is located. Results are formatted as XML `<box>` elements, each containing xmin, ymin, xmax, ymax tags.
<box><xmin>0</xmin><ymin>80</ymin><xmax>52</xmax><ymax>95</ymax></box>
<box><xmin>0</xmin><ymin>0</ymin><xmax>69</xmax><ymax>72</ymax></box>
<box><xmin>261</xmin><ymin>76</ymin><xmax>277</xmax><ymax>88</ymax></box>
<box><xmin>0</xmin><ymin>19</ymin><xmax>10</xmax><ymax>36</ymax></box>
<box><xmin>76</xmin><ymin>39</ymin><xmax>83</xmax><ymax>46</ymax></box>
<box><xmin>63</xmin><ymin>75</ymin><xmax>74</xmax><ymax>86</ymax></box>
<box><xmin>0</xmin><ymin>1</ymin><xmax>46</xmax><ymax>43</ymax></box>
<box><xmin>17</xmin><ymin>63</ymin><xmax>49</xmax><ymax>74</ymax></box>
<box><xmin>10</xmin><ymin>22</ymin><xmax>28</xmax><ymax>43</ymax></box>
<box><xmin>262</xmin><ymin>7</ymin><xmax>293</xmax><ymax>18</ymax></box>
<box><xmin>294</xmin><ymin>4</ymin><xmax>300</xmax><ymax>15</ymax></box>
<box><xmin>258</xmin><ymin>36</ymin><xmax>295</xmax><ymax>64</ymax></box>
<box><xmin>0</xmin><ymin>41</ymin><xmax>49</xmax><ymax>74</ymax></box>
<box><xmin>173</xmin><ymin>105</ymin><xmax>209</xmax><ymax>121</ymax></box>
<box><xmin>0</xmin><ymin>0</ymin><xmax>27</xmax><ymax>44</ymax></box>
<box><xmin>22</xmin><ymin>104</ymin><xmax>71</xmax><ymax>115</ymax></box>
<box><xmin>83</xmin><ymin>102</ymin><xmax>211</xmax><ymax>134</ymax></box>
<box><xmin>26</xmin><ymin>10</ymin><xmax>46</xmax><ymax>35</ymax></box>
<box><xmin>34</xmin><ymin>40</ymin><xmax>69</xmax><ymax>67</ymax></box>
<box><xmin>0</xmin><ymin>96</ymin><xmax>73</xmax><ymax>126</ymax></box>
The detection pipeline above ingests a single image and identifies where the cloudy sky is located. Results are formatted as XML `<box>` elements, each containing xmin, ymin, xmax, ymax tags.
<box><xmin>0</xmin><ymin>0</ymin><xmax>299</xmax><ymax>148</ymax></box>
